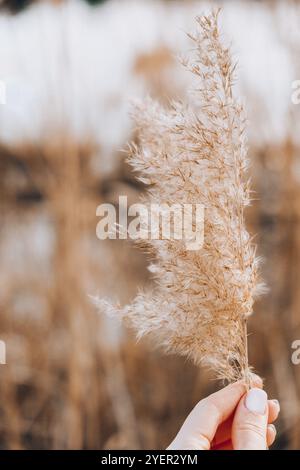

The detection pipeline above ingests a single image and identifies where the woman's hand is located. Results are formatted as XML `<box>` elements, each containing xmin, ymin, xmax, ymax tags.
<box><xmin>167</xmin><ymin>376</ymin><xmax>280</xmax><ymax>450</ymax></box>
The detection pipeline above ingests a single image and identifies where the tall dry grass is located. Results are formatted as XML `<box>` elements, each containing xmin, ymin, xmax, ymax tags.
<box><xmin>98</xmin><ymin>11</ymin><xmax>265</xmax><ymax>385</ymax></box>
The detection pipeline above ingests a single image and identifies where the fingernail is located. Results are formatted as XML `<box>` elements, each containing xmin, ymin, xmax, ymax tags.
<box><xmin>245</xmin><ymin>388</ymin><xmax>268</xmax><ymax>415</ymax></box>
<box><xmin>268</xmin><ymin>424</ymin><xmax>277</xmax><ymax>436</ymax></box>
<box><xmin>272</xmin><ymin>399</ymin><xmax>280</xmax><ymax>411</ymax></box>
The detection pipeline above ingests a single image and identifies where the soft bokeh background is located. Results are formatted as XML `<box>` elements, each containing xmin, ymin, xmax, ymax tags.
<box><xmin>0</xmin><ymin>0</ymin><xmax>300</xmax><ymax>450</ymax></box>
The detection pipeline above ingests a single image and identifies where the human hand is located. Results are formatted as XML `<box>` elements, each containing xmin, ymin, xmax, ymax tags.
<box><xmin>167</xmin><ymin>376</ymin><xmax>280</xmax><ymax>450</ymax></box>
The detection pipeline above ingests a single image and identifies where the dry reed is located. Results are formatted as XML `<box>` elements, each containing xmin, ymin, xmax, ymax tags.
<box><xmin>97</xmin><ymin>10</ymin><xmax>265</xmax><ymax>384</ymax></box>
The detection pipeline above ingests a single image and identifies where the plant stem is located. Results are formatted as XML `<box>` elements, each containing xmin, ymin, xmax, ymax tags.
<box><xmin>243</xmin><ymin>318</ymin><xmax>251</xmax><ymax>390</ymax></box>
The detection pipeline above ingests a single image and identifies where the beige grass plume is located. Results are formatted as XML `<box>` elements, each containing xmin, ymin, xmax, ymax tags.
<box><xmin>97</xmin><ymin>10</ymin><xmax>265</xmax><ymax>384</ymax></box>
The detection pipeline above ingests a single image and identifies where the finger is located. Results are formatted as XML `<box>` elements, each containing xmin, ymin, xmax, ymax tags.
<box><xmin>213</xmin><ymin>422</ymin><xmax>277</xmax><ymax>451</ymax></box>
<box><xmin>232</xmin><ymin>388</ymin><xmax>268</xmax><ymax>450</ymax></box>
<box><xmin>268</xmin><ymin>400</ymin><xmax>280</xmax><ymax>423</ymax></box>
<box><xmin>168</xmin><ymin>381</ymin><xmax>248</xmax><ymax>450</ymax></box>
<box><xmin>209</xmin><ymin>375</ymin><xmax>263</xmax><ymax>448</ymax></box>
<box><xmin>215</xmin><ymin>419</ymin><xmax>277</xmax><ymax>451</ymax></box>
<box><xmin>212</xmin><ymin>438</ymin><xmax>233</xmax><ymax>450</ymax></box>
<box><xmin>249</xmin><ymin>373</ymin><xmax>264</xmax><ymax>389</ymax></box>
<box><xmin>211</xmin><ymin>416</ymin><xmax>233</xmax><ymax>447</ymax></box>
<box><xmin>212</xmin><ymin>399</ymin><xmax>279</xmax><ymax>448</ymax></box>
<box><xmin>267</xmin><ymin>424</ymin><xmax>277</xmax><ymax>447</ymax></box>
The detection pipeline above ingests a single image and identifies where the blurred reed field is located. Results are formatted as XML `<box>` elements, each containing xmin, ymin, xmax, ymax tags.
<box><xmin>0</xmin><ymin>0</ymin><xmax>300</xmax><ymax>450</ymax></box>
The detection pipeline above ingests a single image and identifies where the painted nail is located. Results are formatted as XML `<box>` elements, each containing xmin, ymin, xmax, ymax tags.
<box><xmin>245</xmin><ymin>388</ymin><xmax>268</xmax><ymax>415</ymax></box>
<box><xmin>271</xmin><ymin>399</ymin><xmax>280</xmax><ymax>411</ymax></box>
<box><xmin>268</xmin><ymin>424</ymin><xmax>277</xmax><ymax>436</ymax></box>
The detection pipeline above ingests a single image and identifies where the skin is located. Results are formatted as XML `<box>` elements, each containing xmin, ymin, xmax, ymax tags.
<box><xmin>168</xmin><ymin>375</ymin><xmax>280</xmax><ymax>450</ymax></box>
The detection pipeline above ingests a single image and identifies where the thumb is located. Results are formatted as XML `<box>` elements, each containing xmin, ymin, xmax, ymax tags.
<box><xmin>232</xmin><ymin>388</ymin><xmax>268</xmax><ymax>450</ymax></box>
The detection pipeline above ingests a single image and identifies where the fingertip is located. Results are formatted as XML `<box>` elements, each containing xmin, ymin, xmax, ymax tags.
<box><xmin>249</xmin><ymin>373</ymin><xmax>264</xmax><ymax>389</ymax></box>
<box><xmin>232</xmin><ymin>389</ymin><xmax>269</xmax><ymax>449</ymax></box>
<box><xmin>226</xmin><ymin>379</ymin><xmax>249</xmax><ymax>395</ymax></box>
<box><xmin>268</xmin><ymin>399</ymin><xmax>280</xmax><ymax>423</ymax></box>
<box><xmin>267</xmin><ymin>424</ymin><xmax>277</xmax><ymax>447</ymax></box>
<box><xmin>245</xmin><ymin>388</ymin><xmax>268</xmax><ymax>415</ymax></box>
<box><xmin>271</xmin><ymin>399</ymin><xmax>280</xmax><ymax>412</ymax></box>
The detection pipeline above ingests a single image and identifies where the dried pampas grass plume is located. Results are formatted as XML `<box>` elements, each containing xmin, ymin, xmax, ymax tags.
<box><xmin>96</xmin><ymin>10</ymin><xmax>265</xmax><ymax>384</ymax></box>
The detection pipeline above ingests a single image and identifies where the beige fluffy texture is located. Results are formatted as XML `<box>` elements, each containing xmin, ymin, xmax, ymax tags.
<box><xmin>97</xmin><ymin>11</ymin><xmax>265</xmax><ymax>383</ymax></box>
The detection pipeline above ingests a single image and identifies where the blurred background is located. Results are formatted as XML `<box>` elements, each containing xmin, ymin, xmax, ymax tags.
<box><xmin>0</xmin><ymin>0</ymin><xmax>300</xmax><ymax>450</ymax></box>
